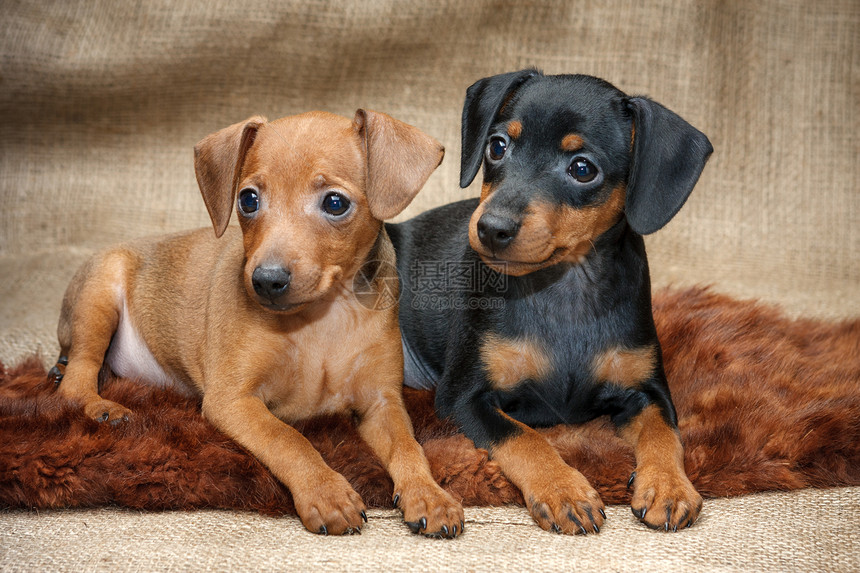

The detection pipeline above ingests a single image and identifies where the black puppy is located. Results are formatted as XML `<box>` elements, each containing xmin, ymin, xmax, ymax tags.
<box><xmin>386</xmin><ymin>70</ymin><xmax>712</xmax><ymax>534</ymax></box>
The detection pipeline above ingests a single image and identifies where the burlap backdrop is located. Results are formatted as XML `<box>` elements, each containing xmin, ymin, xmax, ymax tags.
<box><xmin>1</xmin><ymin>0</ymin><xmax>858</xmax><ymax>365</ymax></box>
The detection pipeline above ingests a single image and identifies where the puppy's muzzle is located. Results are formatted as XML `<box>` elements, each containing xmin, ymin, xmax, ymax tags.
<box><xmin>476</xmin><ymin>213</ymin><xmax>520</xmax><ymax>253</ymax></box>
<box><xmin>252</xmin><ymin>265</ymin><xmax>292</xmax><ymax>307</ymax></box>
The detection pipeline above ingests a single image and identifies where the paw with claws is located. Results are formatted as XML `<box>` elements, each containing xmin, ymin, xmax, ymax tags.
<box><xmin>83</xmin><ymin>398</ymin><xmax>132</xmax><ymax>425</ymax></box>
<box><xmin>393</xmin><ymin>480</ymin><xmax>465</xmax><ymax>538</ymax></box>
<box><xmin>294</xmin><ymin>470</ymin><xmax>367</xmax><ymax>536</ymax></box>
<box><xmin>628</xmin><ymin>469</ymin><xmax>702</xmax><ymax>531</ymax></box>
<box><xmin>523</xmin><ymin>466</ymin><xmax>605</xmax><ymax>535</ymax></box>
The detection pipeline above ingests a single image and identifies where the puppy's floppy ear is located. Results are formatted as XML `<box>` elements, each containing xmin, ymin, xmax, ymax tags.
<box><xmin>194</xmin><ymin>116</ymin><xmax>266</xmax><ymax>237</ymax></box>
<box><xmin>460</xmin><ymin>68</ymin><xmax>540</xmax><ymax>188</ymax></box>
<box><xmin>625</xmin><ymin>98</ymin><xmax>713</xmax><ymax>235</ymax></box>
<box><xmin>354</xmin><ymin>109</ymin><xmax>444</xmax><ymax>221</ymax></box>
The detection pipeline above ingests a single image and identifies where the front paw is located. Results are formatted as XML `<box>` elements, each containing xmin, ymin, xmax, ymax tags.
<box><xmin>83</xmin><ymin>398</ymin><xmax>132</xmax><ymax>425</ymax></box>
<box><xmin>394</xmin><ymin>480</ymin><xmax>465</xmax><ymax>538</ymax></box>
<box><xmin>524</xmin><ymin>466</ymin><xmax>605</xmax><ymax>535</ymax></box>
<box><xmin>629</xmin><ymin>468</ymin><xmax>703</xmax><ymax>531</ymax></box>
<box><xmin>293</xmin><ymin>470</ymin><xmax>367</xmax><ymax>535</ymax></box>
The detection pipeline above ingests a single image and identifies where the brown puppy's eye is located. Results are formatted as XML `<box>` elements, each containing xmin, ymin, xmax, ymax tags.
<box><xmin>487</xmin><ymin>137</ymin><xmax>507</xmax><ymax>161</ymax></box>
<box><xmin>569</xmin><ymin>158</ymin><xmax>598</xmax><ymax>183</ymax></box>
<box><xmin>322</xmin><ymin>192</ymin><xmax>351</xmax><ymax>217</ymax></box>
<box><xmin>238</xmin><ymin>188</ymin><xmax>260</xmax><ymax>215</ymax></box>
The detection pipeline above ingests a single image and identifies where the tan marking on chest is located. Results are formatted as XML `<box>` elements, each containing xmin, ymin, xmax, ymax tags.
<box><xmin>481</xmin><ymin>334</ymin><xmax>552</xmax><ymax>390</ymax></box>
<box><xmin>592</xmin><ymin>345</ymin><xmax>656</xmax><ymax>387</ymax></box>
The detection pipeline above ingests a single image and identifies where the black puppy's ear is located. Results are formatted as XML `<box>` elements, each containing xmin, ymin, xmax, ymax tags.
<box><xmin>625</xmin><ymin>97</ymin><xmax>713</xmax><ymax>235</ymax></box>
<box><xmin>460</xmin><ymin>69</ymin><xmax>540</xmax><ymax>188</ymax></box>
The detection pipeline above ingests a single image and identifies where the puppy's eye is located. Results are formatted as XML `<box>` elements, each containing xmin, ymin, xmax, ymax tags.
<box><xmin>322</xmin><ymin>192</ymin><xmax>351</xmax><ymax>217</ymax></box>
<box><xmin>569</xmin><ymin>158</ymin><xmax>598</xmax><ymax>183</ymax></box>
<box><xmin>487</xmin><ymin>137</ymin><xmax>508</xmax><ymax>161</ymax></box>
<box><xmin>238</xmin><ymin>188</ymin><xmax>259</xmax><ymax>214</ymax></box>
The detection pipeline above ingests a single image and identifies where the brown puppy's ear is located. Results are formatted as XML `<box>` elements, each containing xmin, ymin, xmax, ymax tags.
<box><xmin>353</xmin><ymin>109</ymin><xmax>444</xmax><ymax>221</ymax></box>
<box><xmin>194</xmin><ymin>116</ymin><xmax>266</xmax><ymax>237</ymax></box>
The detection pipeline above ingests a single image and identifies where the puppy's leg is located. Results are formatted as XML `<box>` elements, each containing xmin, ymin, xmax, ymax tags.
<box><xmin>202</xmin><ymin>391</ymin><xmax>366</xmax><ymax>535</ymax></box>
<box><xmin>56</xmin><ymin>253</ymin><xmax>133</xmax><ymax>424</ymax></box>
<box><xmin>489</xmin><ymin>406</ymin><xmax>605</xmax><ymax>534</ymax></box>
<box><xmin>445</xmin><ymin>388</ymin><xmax>605</xmax><ymax>535</ymax></box>
<box><xmin>619</xmin><ymin>402</ymin><xmax>702</xmax><ymax>531</ymax></box>
<box><xmin>355</xmin><ymin>388</ymin><xmax>464</xmax><ymax>538</ymax></box>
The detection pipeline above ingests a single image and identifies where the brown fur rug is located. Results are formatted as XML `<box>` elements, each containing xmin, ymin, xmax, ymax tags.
<box><xmin>1</xmin><ymin>287</ymin><xmax>859</xmax><ymax>514</ymax></box>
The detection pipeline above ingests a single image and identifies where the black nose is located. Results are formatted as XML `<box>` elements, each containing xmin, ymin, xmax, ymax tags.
<box><xmin>477</xmin><ymin>213</ymin><xmax>520</xmax><ymax>252</ymax></box>
<box><xmin>252</xmin><ymin>265</ymin><xmax>292</xmax><ymax>301</ymax></box>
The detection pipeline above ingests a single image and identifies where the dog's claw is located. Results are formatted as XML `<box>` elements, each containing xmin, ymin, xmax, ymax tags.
<box><xmin>360</xmin><ymin>510</ymin><xmax>367</xmax><ymax>523</ymax></box>
<box><xmin>392</xmin><ymin>493</ymin><xmax>400</xmax><ymax>508</ymax></box>
<box><xmin>627</xmin><ymin>472</ymin><xmax>636</xmax><ymax>489</ymax></box>
<box><xmin>319</xmin><ymin>525</ymin><xmax>328</xmax><ymax>536</ymax></box>
<box><xmin>598</xmin><ymin>508</ymin><xmax>607</xmax><ymax>519</ymax></box>
<box><xmin>405</xmin><ymin>520</ymin><xmax>421</xmax><ymax>534</ymax></box>
<box><xmin>419</xmin><ymin>517</ymin><xmax>427</xmax><ymax>531</ymax></box>
<box><xmin>48</xmin><ymin>366</ymin><xmax>63</xmax><ymax>384</ymax></box>
<box><xmin>49</xmin><ymin>356</ymin><xmax>69</xmax><ymax>385</ymax></box>
<box><xmin>452</xmin><ymin>524</ymin><xmax>458</xmax><ymax>537</ymax></box>
<box><xmin>441</xmin><ymin>525</ymin><xmax>449</xmax><ymax>536</ymax></box>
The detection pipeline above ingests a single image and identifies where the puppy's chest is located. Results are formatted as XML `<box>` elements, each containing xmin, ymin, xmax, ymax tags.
<box><xmin>491</xmin><ymin>297</ymin><xmax>614</xmax><ymax>385</ymax></box>
<box><xmin>254</xmin><ymin>305</ymin><xmax>394</xmax><ymax>422</ymax></box>
<box><xmin>483</xmin><ymin>279</ymin><xmax>645</xmax><ymax>413</ymax></box>
<box><xmin>256</xmin><ymin>333</ymin><xmax>365</xmax><ymax>421</ymax></box>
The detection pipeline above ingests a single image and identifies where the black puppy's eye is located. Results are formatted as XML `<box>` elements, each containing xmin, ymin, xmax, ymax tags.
<box><xmin>487</xmin><ymin>137</ymin><xmax>508</xmax><ymax>161</ymax></box>
<box><xmin>238</xmin><ymin>188</ymin><xmax>259</xmax><ymax>214</ymax></box>
<box><xmin>322</xmin><ymin>192</ymin><xmax>351</xmax><ymax>216</ymax></box>
<box><xmin>569</xmin><ymin>158</ymin><xmax>598</xmax><ymax>183</ymax></box>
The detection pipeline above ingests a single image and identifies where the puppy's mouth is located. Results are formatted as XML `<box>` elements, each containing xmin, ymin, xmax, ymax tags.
<box><xmin>255</xmin><ymin>299</ymin><xmax>309</xmax><ymax>314</ymax></box>
<box><xmin>477</xmin><ymin>247</ymin><xmax>567</xmax><ymax>277</ymax></box>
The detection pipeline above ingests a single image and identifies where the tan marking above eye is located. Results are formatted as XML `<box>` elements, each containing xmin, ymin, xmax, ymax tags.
<box><xmin>480</xmin><ymin>182</ymin><xmax>494</xmax><ymax>201</ymax></box>
<box><xmin>592</xmin><ymin>345</ymin><xmax>656</xmax><ymax>387</ymax></box>
<box><xmin>481</xmin><ymin>334</ymin><xmax>552</xmax><ymax>390</ymax></box>
<box><xmin>507</xmin><ymin>120</ymin><xmax>523</xmax><ymax>139</ymax></box>
<box><xmin>561</xmin><ymin>134</ymin><xmax>584</xmax><ymax>152</ymax></box>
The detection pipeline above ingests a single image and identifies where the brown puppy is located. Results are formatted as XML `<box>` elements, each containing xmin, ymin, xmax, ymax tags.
<box><xmin>49</xmin><ymin>110</ymin><xmax>464</xmax><ymax>538</ymax></box>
